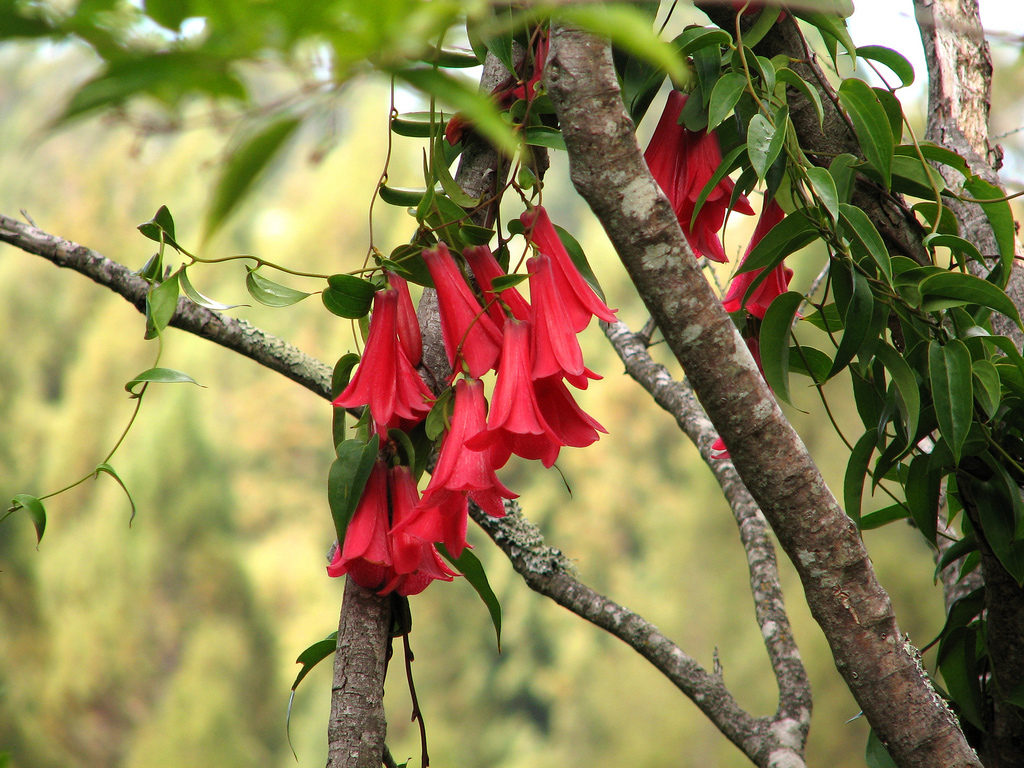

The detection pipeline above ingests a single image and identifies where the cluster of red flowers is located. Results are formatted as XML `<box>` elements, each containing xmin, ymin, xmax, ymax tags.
<box><xmin>329</xmin><ymin>205</ymin><xmax>613</xmax><ymax>595</ymax></box>
<box><xmin>643</xmin><ymin>90</ymin><xmax>795</xmax><ymax>459</ymax></box>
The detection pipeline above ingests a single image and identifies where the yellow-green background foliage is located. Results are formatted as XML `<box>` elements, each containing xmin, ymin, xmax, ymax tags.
<box><xmin>2</xmin><ymin>27</ymin><xmax>1021</xmax><ymax>767</ymax></box>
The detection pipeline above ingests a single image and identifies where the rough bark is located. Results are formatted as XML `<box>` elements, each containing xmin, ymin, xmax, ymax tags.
<box><xmin>327</xmin><ymin>578</ymin><xmax>392</xmax><ymax>768</ymax></box>
<box><xmin>544</xmin><ymin>22</ymin><xmax>979</xmax><ymax>768</ymax></box>
<box><xmin>916</xmin><ymin>2</ymin><xmax>1024</xmax><ymax>763</ymax></box>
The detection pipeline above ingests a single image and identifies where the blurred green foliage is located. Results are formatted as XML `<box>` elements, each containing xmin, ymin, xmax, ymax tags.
<box><xmin>0</xmin><ymin>29</ymin><xmax>959</xmax><ymax>768</ymax></box>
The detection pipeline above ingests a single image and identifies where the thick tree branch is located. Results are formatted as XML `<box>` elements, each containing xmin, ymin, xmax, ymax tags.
<box><xmin>602</xmin><ymin>320</ymin><xmax>811</xmax><ymax>738</ymax></box>
<box><xmin>544</xmin><ymin>22</ymin><xmax>978</xmax><ymax>768</ymax></box>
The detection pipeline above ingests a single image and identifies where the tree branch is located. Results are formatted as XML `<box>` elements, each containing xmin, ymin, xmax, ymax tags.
<box><xmin>602</xmin><ymin>320</ymin><xmax>811</xmax><ymax>735</ymax></box>
<box><xmin>544</xmin><ymin>21</ymin><xmax>978</xmax><ymax>768</ymax></box>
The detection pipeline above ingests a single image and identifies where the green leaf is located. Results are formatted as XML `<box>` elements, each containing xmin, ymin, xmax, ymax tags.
<box><xmin>928</xmin><ymin>340</ymin><xmax>973</xmax><ymax>464</ymax></box>
<box><xmin>828</xmin><ymin>270</ymin><xmax>874</xmax><ymax>378</ymax></box>
<box><xmin>379</xmin><ymin>186</ymin><xmax>427</xmax><ymax>207</ymax></box>
<box><xmin>737</xmin><ymin>211</ymin><xmax>817</xmax><ymax>274</ymax></box>
<box><xmin>857</xmin><ymin>45</ymin><xmax>914</xmax><ymax>88</ymax></box>
<box><xmin>425</xmin><ymin>387</ymin><xmax>454</xmax><ymax>441</ymax></box>
<box><xmin>204</xmin><ymin>116</ymin><xmax>301</xmax><ymax>240</ymax></box>
<box><xmin>328</xmin><ymin>437</ymin><xmax>379</xmax><ymax>545</ymax></box>
<box><xmin>844</xmin><ymin>429</ymin><xmax>878</xmax><ymax>525</ymax></box>
<box><xmin>742</xmin><ymin>6</ymin><xmax>782</xmax><ymax>48</ymax></box>
<box><xmin>873</xmin><ymin>88</ymin><xmax>904</xmax><ymax>143</ymax></box>
<box><xmin>124</xmin><ymin>367</ymin><xmax>202</xmax><ymax>397</ymax></box>
<box><xmin>746</xmin><ymin>114</ymin><xmax>775</xmax><ymax>182</ymax></box>
<box><xmin>553</xmin><ymin>224</ymin><xmax>606</xmax><ymax>301</ymax></box>
<box><xmin>179</xmin><ymin>267</ymin><xmax>246</xmax><ymax>310</ymax></box>
<box><xmin>690</xmin><ymin>143</ymin><xmax>747</xmax><ymax>231</ymax></box>
<box><xmin>246</xmin><ymin>267</ymin><xmax>312</xmax><ymax>308</ymax></box>
<box><xmin>331</xmin><ymin>353</ymin><xmax>360</xmax><ymax>447</ymax></box>
<box><xmin>838</xmin><ymin>78</ymin><xmax>894</xmax><ymax>189</ymax></box>
<box><xmin>964</xmin><ymin>176</ymin><xmax>1016</xmax><ymax>285</ymax></box>
<box><xmin>919</xmin><ymin>271</ymin><xmax>1023</xmax><ymax>329</ymax></box>
<box><xmin>674</xmin><ymin>26</ymin><xmax>732</xmax><ymax>57</ymax></box>
<box><xmin>460</xmin><ymin>224</ymin><xmax>494</xmax><ymax>246</ymax></box>
<box><xmin>839</xmin><ymin>204</ymin><xmax>892</xmax><ymax>286</ymax></box>
<box><xmin>290</xmin><ymin>632</ymin><xmax>338</xmax><ymax>692</ymax></box>
<box><xmin>912</xmin><ymin>202</ymin><xmax>960</xmax><ymax>235</ymax></box>
<box><xmin>94</xmin><ymin>463</ymin><xmax>138</xmax><ymax>526</ymax></box>
<box><xmin>707</xmin><ymin>72</ymin><xmax>748</xmax><ymax>132</ymax></box>
<box><xmin>923</xmin><ymin>233</ymin><xmax>983</xmax><ymax>269</ymax></box>
<box><xmin>905</xmin><ymin>454</ymin><xmax>939</xmax><ymax>544</ymax></box>
<box><xmin>829</xmin><ymin>154</ymin><xmax>859</xmax><ymax>204</ymax></box>
<box><xmin>777</xmin><ymin>68</ymin><xmax>823</xmax><ymax>127</ymax></box>
<box><xmin>397</xmin><ymin>68</ymin><xmax>517</xmax><ymax>157</ymax></box>
<box><xmin>432</xmin><ymin>134</ymin><xmax>480</xmax><ymax>208</ymax></box>
<box><xmin>758</xmin><ymin>291</ymin><xmax>803</xmax><ymax>403</ymax></box>
<box><xmin>805</xmin><ymin>166</ymin><xmax>838</xmax><ymax>221</ymax></box>
<box><xmin>390</xmin><ymin>111</ymin><xmax>449</xmax><ymax>138</ymax></box>
<box><xmin>10</xmin><ymin>493</ymin><xmax>46</xmax><ymax>544</ymax></box>
<box><xmin>490</xmin><ymin>273</ymin><xmax>528</xmax><ymax>291</ymax></box>
<box><xmin>137</xmin><ymin>204</ymin><xmax>188</xmax><ymax>254</ymax></box>
<box><xmin>439</xmin><ymin>543</ymin><xmax>502</xmax><ymax>650</ymax></box>
<box><xmin>938</xmin><ymin>626</ymin><xmax>986</xmax><ymax>729</ymax></box>
<box><xmin>972</xmin><ymin>358</ymin><xmax>1001</xmax><ymax>419</ymax></box>
<box><xmin>788</xmin><ymin>343</ymin><xmax>833</xmax><ymax>383</ymax></box>
<box><xmin>858</xmin><ymin>504</ymin><xmax>909</xmax><ymax>530</ymax></box>
<box><xmin>145</xmin><ymin>270</ymin><xmax>180</xmax><ymax>339</ymax></box>
<box><xmin>865</xmin><ymin>729</ymin><xmax>898</xmax><ymax>768</ymax></box>
<box><xmin>522</xmin><ymin>125</ymin><xmax>566</xmax><ymax>151</ymax></box>
<box><xmin>873</xmin><ymin>343</ymin><xmax>920</xmax><ymax>446</ymax></box>
<box><xmin>793</xmin><ymin>9</ymin><xmax>856</xmax><ymax>61</ymax></box>
<box><xmin>322</xmin><ymin>274</ymin><xmax>376</xmax><ymax>319</ymax></box>
<box><xmin>889</xmin><ymin>154</ymin><xmax>945</xmax><ymax>198</ymax></box>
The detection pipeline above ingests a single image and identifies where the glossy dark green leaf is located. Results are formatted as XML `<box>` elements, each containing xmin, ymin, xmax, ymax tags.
<box><xmin>379</xmin><ymin>186</ymin><xmax>426</xmax><ymax>207</ymax></box>
<box><xmin>522</xmin><ymin>125</ymin><xmax>566</xmax><ymax>151</ymax></box>
<box><xmin>777</xmin><ymin>67</ymin><xmax>823</xmax><ymax>127</ymax></box>
<box><xmin>964</xmin><ymin>176</ymin><xmax>1015</xmax><ymax>286</ymax></box>
<box><xmin>387</xmin><ymin>243</ymin><xmax>433</xmax><ymax>289</ymax></box>
<box><xmin>322</xmin><ymin>274</ymin><xmax>375</xmax><ymax>319</ymax></box>
<box><xmin>938</xmin><ymin>626</ymin><xmax>986</xmax><ymax>729</ymax></box>
<box><xmin>928</xmin><ymin>340</ymin><xmax>973</xmax><ymax>464</ymax></box>
<box><xmin>691</xmin><ymin>143</ymin><xmax>747</xmax><ymax>230</ymax></box>
<box><xmin>793</xmin><ymin>9</ymin><xmax>856</xmax><ymax>60</ymax></box>
<box><xmin>828</xmin><ymin>270</ymin><xmax>874</xmax><ymax>378</ymax></box>
<box><xmin>742</xmin><ymin>6</ymin><xmax>782</xmax><ymax>48</ymax></box>
<box><xmin>923</xmin><ymin>233</ymin><xmax>982</xmax><ymax>268</ymax></box>
<box><xmin>707</xmin><ymin>72</ymin><xmax>748</xmax><ymax>132</ymax></box>
<box><xmin>204</xmin><ymin>117</ymin><xmax>301</xmax><ymax>240</ymax></box>
<box><xmin>844</xmin><ymin>429</ymin><xmax>878</xmax><ymax>525</ymax></box>
<box><xmin>94</xmin><ymin>462</ymin><xmax>138</xmax><ymax>525</ymax></box>
<box><xmin>759</xmin><ymin>291</ymin><xmax>803</xmax><ymax>403</ymax></box>
<box><xmin>787</xmin><ymin>344</ymin><xmax>833</xmax><ymax>383</ymax></box>
<box><xmin>490</xmin><ymin>273</ymin><xmax>528</xmax><ymax>292</ymax></box>
<box><xmin>431</xmin><ymin>135</ymin><xmax>479</xmax><ymax>209</ymax></box>
<box><xmin>145</xmin><ymin>271</ymin><xmax>180</xmax><ymax>339</ymax></box>
<box><xmin>390</xmin><ymin>111</ymin><xmax>447</xmax><ymax>138</ymax></box>
<box><xmin>124</xmin><ymin>367</ymin><xmax>202</xmax><ymax>397</ymax></box>
<box><xmin>858</xmin><ymin>504</ymin><xmax>909</xmax><ymax>530</ymax></box>
<box><xmin>924</xmin><ymin>587</ymin><xmax>984</xmax><ymax>652</ymax></box>
<box><xmin>737</xmin><ymin>211</ymin><xmax>817</xmax><ymax>274</ymax></box>
<box><xmin>889</xmin><ymin>154</ymin><xmax>945</xmax><ymax>199</ymax></box>
<box><xmin>972</xmin><ymin>358</ymin><xmax>1000</xmax><ymax>419</ymax></box>
<box><xmin>245</xmin><ymin>268</ymin><xmax>312</xmax><ymax>308</ymax></box>
<box><xmin>905</xmin><ymin>454</ymin><xmax>939</xmax><ymax>544</ymax></box>
<box><xmin>857</xmin><ymin>45</ymin><xmax>914</xmax><ymax>88</ymax></box>
<box><xmin>873</xmin><ymin>88</ymin><xmax>904</xmax><ymax>143</ymax></box>
<box><xmin>674</xmin><ymin>26</ymin><xmax>731</xmax><ymax>57</ymax></box>
<box><xmin>439</xmin><ymin>543</ymin><xmax>502</xmax><ymax>649</ymax></box>
<box><xmin>10</xmin><ymin>493</ymin><xmax>46</xmax><ymax>544</ymax></box>
<box><xmin>873</xmin><ymin>343</ymin><xmax>920</xmax><ymax>446</ymax></box>
<box><xmin>746</xmin><ymin>114</ymin><xmax>775</xmax><ymax>182</ymax></box>
<box><xmin>553</xmin><ymin>224</ymin><xmax>606</xmax><ymax>301</ymax></box>
<box><xmin>290</xmin><ymin>632</ymin><xmax>337</xmax><ymax>691</ymax></box>
<box><xmin>919</xmin><ymin>271</ymin><xmax>1023</xmax><ymax>329</ymax></box>
<box><xmin>912</xmin><ymin>202</ymin><xmax>960</xmax><ymax>235</ymax></box>
<box><xmin>838</xmin><ymin>78</ymin><xmax>893</xmax><ymax>189</ymax></box>
<box><xmin>425</xmin><ymin>387</ymin><xmax>454</xmax><ymax>441</ymax></box>
<box><xmin>865</xmin><ymin>729</ymin><xmax>898</xmax><ymax>768</ymax></box>
<box><xmin>839</xmin><ymin>204</ymin><xmax>892</xmax><ymax>286</ymax></box>
<box><xmin>328</xmin><ymin>436</ymin><xmax>379</xmax><ymax>545</ymax></box>
<box><xmin>828</xmin><ymin>154</ymin><xmax>859</xmax><ymax>204</ymax></box>
<box><xmin>179</xmin><ymin>267</ymin><xmax>245</xmax><ymax>311</ymax></box>
<box><xmin>805</xmin><ymin>166</ymin><xmax>838</xmax><ymax>221</ymax></box>
<box><xmin>331</xmin><ymin>353</ymin><xmax>359</xmax><ymax>447</ymax></box>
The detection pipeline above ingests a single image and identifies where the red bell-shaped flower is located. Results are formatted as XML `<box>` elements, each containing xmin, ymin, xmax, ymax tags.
<box><xmin>327</xmin><ymin>462</ymin><xmax>390</xmax><ymax>588</ymax></box>
<box><xmin>423</xmin><ymin>242</ymin><xmax>503</xmax><ymax>379</ymax></box>
<box><xmin>644</xmin><ymin>90</ymin><xmax>754</xmax><ymax>263</ymax></box>
<box><xmin>332</xmin><ymin>289</ymin><xmax>434</xmax><ymax>431</ymax></box>
<box><xmin>464</xmin><ymin>245</ymin><xmax>531</xmax><ymax>327</ymax></box>
<box><xmin>520</xmin><ymin>206</ymin><xmax>617</xmax><ymax>333</ymax></box>
<box><xmin>384</xmin><ymin>465</ymin><xmax>457</xmax><ymax>596</ymax></box>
